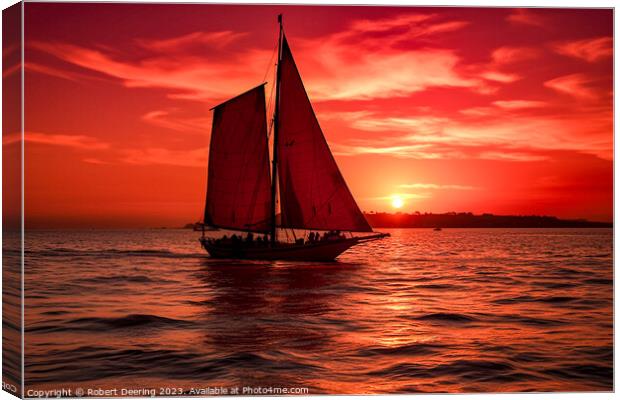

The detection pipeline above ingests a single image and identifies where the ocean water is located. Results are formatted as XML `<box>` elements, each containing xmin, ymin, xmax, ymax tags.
<box><xmin>22</xmin><ymin>228</ymin><xmax>612</xmax><ymax>394</ymax></box>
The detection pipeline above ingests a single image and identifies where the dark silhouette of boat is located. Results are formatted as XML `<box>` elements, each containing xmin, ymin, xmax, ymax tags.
<box><xmin>199</xmin><ymin>15</ymin><xmax>388</xmax><ymax>260</ymax></box>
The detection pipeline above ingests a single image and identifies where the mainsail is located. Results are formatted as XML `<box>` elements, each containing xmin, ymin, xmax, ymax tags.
<box><xmin>204</xmin><ymin>84</ymin><xmax>272</xmax><ymax>232</ymax></box>
<box><xmin>276</xmin><ymin>35</ymin><xmax>372</xmax><ymax>232</ymax></box>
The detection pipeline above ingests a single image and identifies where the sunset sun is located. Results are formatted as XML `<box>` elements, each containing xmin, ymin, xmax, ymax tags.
<box><xmin>391</xmin><ymin>195</ymin><xmax>404</xmax><ymax>209</ymax></box>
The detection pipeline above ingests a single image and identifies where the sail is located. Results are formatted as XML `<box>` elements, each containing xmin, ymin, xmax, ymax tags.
<box><xmin>204</xmin><ymin>84</ymin><xmax>272</xmax><ymax>232</ymax></box>
<box><xmin>276</xmin><ymin>36</ymin><xmax>372</xmax><ymax>232</ymax></box>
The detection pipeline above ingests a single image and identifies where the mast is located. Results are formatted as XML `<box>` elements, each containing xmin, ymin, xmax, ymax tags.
<box><xmin>270</xmin><ymin>14</ymin><xmax>283</xmax><ymax>245</ymax></box>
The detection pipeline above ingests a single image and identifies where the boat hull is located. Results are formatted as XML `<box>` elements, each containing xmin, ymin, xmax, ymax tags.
<box><xmin>199</xmin><ymin>234</ymin><xmax>387</xmax><ymax>261</ymax></box>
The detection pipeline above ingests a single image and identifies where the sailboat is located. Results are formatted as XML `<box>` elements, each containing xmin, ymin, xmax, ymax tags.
<box><xmin>199</xmin><ymin>15</ymin><xmax>389</xmax><ymax>261</ymax></box>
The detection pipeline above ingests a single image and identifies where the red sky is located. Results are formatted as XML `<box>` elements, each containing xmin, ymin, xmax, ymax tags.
<box><xmin>7</xmin><ymin>4</ymin><xmax>613</xmax><ymax>227</ymax></box>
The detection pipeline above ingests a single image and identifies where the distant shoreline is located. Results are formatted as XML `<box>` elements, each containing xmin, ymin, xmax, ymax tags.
<box><xmin>362</xmin><ymin>212</ymin><xmax>613</xmax><ymax>229</ymax></box>
<box><xmin>180</xmin><ymin>212</ymin><xmax>612</xmax><ymax>230</ymax></box>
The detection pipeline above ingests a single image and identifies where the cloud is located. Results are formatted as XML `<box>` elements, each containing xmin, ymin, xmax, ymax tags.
<box><xmin>290</xmin><ymin>14</ymin><xmax>487</xmax><ymax>100</ymax></box>
<box><xmin>552</xmin><ymin>36</ymin><xmax>613</xmax><ymax>63</ymax></box>
<box><xmin>479</xmin><ymin>71</ymin><xmax>520</xmax><ymax>83</ymax></box>
<box><xmin>349</xmin><ymin>13</ymin><xmax>468</xmax><ymax>38</ymax></box>
<box><xmin>28</xmin><ymin>14</ymin><xmax>489</xmax><ymax>102</ymax></box>
<box><xmin>2</xmin><ymin>133</ymin><xmax>20</xmax><ymax>146</ymax></box>
<box><xmin>478</xmin><ymin>151</ymin><xmax>548</xmax><ymax>162</ymax></box>
<box><xmin>332</xmin><ymin>143</ymin><xmax>444</xmax><ymax>159</ymax></box>
<box><xmin>135</xmin><ymin>31</ymin><xmax>247</xmax><ymax>52</ymax></box>
<box><xmin>24</xmin><ymin>61</ymin><xmax>105</xmax><ymax>83</ymax></box>
<box><xmin>141</xmin><ymin>109</ymin><xmax>211</xmax><ymax>134</ymax></box>
<box><xmin>544</xmin><ymin>73</ymin><xmax>597</xmax><ymax>99</ymax></box>
<box><xmin>507</xmin><ymin>9</ymin><xmax>546</xmax><ymax>27</ymax></box>
<box><xmin>399</xmin><ymin>183</ymin><xmax>476</xmax><ymax>190</ymax></box>
<box><xmin>327</xmin><ymin>106</ymin><xmax>612</xmax><ymax>161</ymax></box>
<box><xmin>3</xmin><ymin>63</ymin><xmax>20</xmax><ymax>78</ymax></box>
<box><xmin>120</xmin><ymin>146</ymin><xmax>208</xmax><ymax>167</ymax></box>
<box><xmin>469</xmin><ymin>46</ymin><xmax>541</xmax><ymax>88</ymax></box>
<box><xmin>6</xmin><ymin>130</ymin><xmax>209</xmax><ymax>168</ymax></box>
<box><xmin>306</xmin><ymin>47</ymin><xmax>481</xmax><ymax>100</ymax></box>
<box><xmin>332</xmin><ymin>111</ymin><xmax>449</xmax><ymax>134</ymax></box>
<box><xmin>82</xmin><ymin>157</ymin><xmax>110</xmax><ymax>165</ymax></box>
<box><xmin>492</xmin><ymin>100</ymin><xmax>547</xmax><ymax>109</ymax></box>
<box><xmin>3</xmin><ymin>131</ymin><xmax>111</xmax><ymax>149</ymax></box>
<box><xmin>491</xmin><ymin>46</ymin><xmax>540</xmax><ymax>64</ymax></box>
<box><xmin>459</xmin><ymin>107</ymin><xmax>496</xmax><ymax>117</ymax></box>
<box><xmin>29</xmin><ymin>40</ymin><xmax>271</xmax><ymax>102</ymax></box>
<box><xmin>350</xmin><ymin>13</ymin><xmax>433</xmax><ymax>33</ymax></box>
<box><xmin>459</xmin><ymin>100</ymin><xmax>547</xmax><ymax>117</ymax></box>
<box><xmin>367</xmin><ymin>192</ymin><xmax>431</xmax><ymax>200</ymax></box>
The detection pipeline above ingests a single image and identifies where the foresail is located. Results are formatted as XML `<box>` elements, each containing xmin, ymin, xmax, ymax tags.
<box><xmin>277</xmin><ymin>36</ymin><xmax>372</xmax><ymax>232</ymax></box>
<box><xmin>204</xmin><ymin>84</ymin><xmax>272</xmax><ymax>232</ymax></box>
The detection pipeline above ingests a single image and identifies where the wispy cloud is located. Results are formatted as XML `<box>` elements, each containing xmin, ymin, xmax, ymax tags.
<box><xmin>479</xmin><ymin>151</ymin><xmax>548</xmax><ymax>162</ymax></box>
<box><xmin>479</xmin><ymin>71</ymin><xmax>520</xmax><ymax>83</ymax></box>
<box><xmin>332</xmin><ymin>142</ymin><xmax>444</xmax><ymax>159</ymax></box>
<box><xmin>294</xmin><ymin>14</ymin><xmax>482</xmax><ymax>100</ymax></box>
<box><xmin>2</xmin><ymin>63</ymin><xmax>20</xmax><ymax>78</ymax></box>
<box><xmin>507</xmin><ymin>9</ymin><xmax>546</xmax><ymax>28</ymax></box>
<box><xmin>82</xmin><ymin>157</ymin><xmax>110</xmax><ymax>165</ymax></box>
<box><xmin>28</xmin><ymin>40</ymin><xmax>271</xmax><ymax>102</ymax></box>
<box><xmin>332</xmin><ymin>111</ymin><xmax>449</xmax><ymax>134</ymax></box>
<box><xmin>25</xmin><ymin>61</ymin><xmax>109</xmax><ymax>84</ymax></box>
<box><xmin>327</xmin><ymin>105</ymin><xmax>611</xmax><ymax>161</ymax></box>
<box><xmin>27</xmin><ymin>14</ymin><xmax>492</xmax><ymax>102</ymax></box>
<box><xmin>349</xmin><ymin>13</ymin><xmax>468</xmax><ymax>39</ymax></box>
<box><xmin>141</xmin><ymin>109</ymin><xmax>211</xmax><ymax>134</ymax></box>
<box><xmin>367</xmin><ymin>192</ymin><xmax>432</xmax><ymax>200</ymax></box>
<box><xmin>492</xmin><ymin>100</ymin><xmax>547</xmax><ymax>109</ymax></box>
<box><xmin>3</xmin><ymin>131</ymin><xmax>111</xmax><ymax>150</ymax></box>
<box><xmin>491</xmin><ymin>46</ymin><xmax>540</xmax><ymax>64</ymax></box>
<box><xmin>6</xmin><ymin>130</ymin><xmax>209</xmax><ymax>168</ymax></box>
<box><xmin>399</xmin><ymin>183</ymin><xmax>476</xmax><ymax>190</ymax></box>
<box><xmin>459</xmin><ymin>107</ymin><xmax>496</xmax><ymax>117</ymax></box>
<box><xmin>552</xmin><ymin>36</ymin><xmax>613</xmax><ymax>63</ymax></box>
<box><xmin>469</xmin><ymin>46</ymin><xmax>541</xmax><ymax>87</ymax></box>
<box><xmin>135</xmin><ymin>31</ymin><xmax>247</xmax><ymax>52</ymax></box>
<box><xmin>544</xmin><ymin>73</ymin><xmax>597</xmax><ymax>99</ymax></box>
<box><xmin>120</xmin><ymin>146</ymin><xmax>208</xmax><ymax>167</ymax></box>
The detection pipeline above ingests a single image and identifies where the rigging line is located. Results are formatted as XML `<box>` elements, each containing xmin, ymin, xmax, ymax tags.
<box><xmin>266</xmin><ymin>59</ymin><xmax>277</xmax><ymax>139</ymax></box>
<box><xmin>262</xmin><ymin>41</ymin><xmax>278</xmax><ymax>83</ymax></box>
<box><xmin>266</xmin><ymin>87</ymin><xmax>275</xmax><ymax>136</ymax></box>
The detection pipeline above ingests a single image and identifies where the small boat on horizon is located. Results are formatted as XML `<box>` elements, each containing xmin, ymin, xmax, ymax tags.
<box><xmin>199</xmin><ymin>15</ymin><xmax>388</xmax><ymax>261</ymax></box>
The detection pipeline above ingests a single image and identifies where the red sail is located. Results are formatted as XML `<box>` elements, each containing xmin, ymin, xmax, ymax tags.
<box><xmin>277</xmin><ymin>36</ymin><xmax>372</xmax><ymax>232</ymax></box>
<box><xmin>204</xmin><ymin>84</ymin><xmax>272</xmax><ymax>232</ymax></box>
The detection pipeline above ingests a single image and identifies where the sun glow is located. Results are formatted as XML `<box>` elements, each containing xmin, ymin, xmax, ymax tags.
<box><xmin>391</xmin><ymin>195</ymin><xmax>404</xmax><ymax>209</ymax></box>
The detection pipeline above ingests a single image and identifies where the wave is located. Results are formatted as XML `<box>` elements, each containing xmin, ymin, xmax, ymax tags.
<box><xmin>27</xmin><ymin>314</ymin><xmax>194</xmax><ymax>333</ymax></box>
<box><xmin>26</xmin><ymin>347</ymin><xmax>322</xmax><ymax>385</ymax></box>
<box><xmin>493</xmin><ymin>295</ymin><xmax>577</xmax><ymax>305</ymax></box>
<box><xmin>583</xmin><ymin>278</ymin><xmax>612</xmax><ymax>285</ymax></box>
<box><xmin>543</xmin><ymin>363</ymin><xmax>612</xmax><ymax>387</ymax></box>
<box><xmin>413</xmin><ymin>313</ymin><xmax>477</xmax><ymax>324</ymax></box>
<box><xmin>413</xmin><ymin>312</ymin><xmax>566</xmax><ymax>327</ymax></box>
<box><xmin>415</xmin><ymin>284</ymin><xmax>463</xmax><ymax>290</ymax></box>
<box><xmin>358</xmin><ymin>343</ymin><xmax>448</xmax><ymax>357</ymax></box>
<box><xmin>490</xmin><ymin>314</ymin><xmax>566</xmax><ymax>327</ymax></box>
<box><xmin>369</xmin><ymin>359</ymin><xmax>516</xmax><ymax>381</ymax></box>
<box><xmin>27</xmin><ymin>248</ymin><xmax>204</xmax><ymax>259</ymax></box>
<box><xmin>75</xmin><ymin>275</ymin><xmax>162</xmax><ymax>285</ymax></box>
<box><xmin>533</xmin><ymin>281</ymin><xmax>577</xmax><ymax>289</ymax></box>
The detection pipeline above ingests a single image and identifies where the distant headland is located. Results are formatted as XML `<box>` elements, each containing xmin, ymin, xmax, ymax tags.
<box><xmin>184</xmin><ymin>212</ymin><xmax>611</xmax><ymax>230</ymax></box>
<box><xmin>363</xmin><ymin>212</ymin><xmax>612</xmax><ymax>228</ymax></box>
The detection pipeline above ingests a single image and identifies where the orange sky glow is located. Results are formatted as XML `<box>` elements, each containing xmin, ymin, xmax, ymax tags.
<box><xmin>6</xmin><ymin>4</ymin><xmax>613</xmax><ymax>228</ymax></box>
